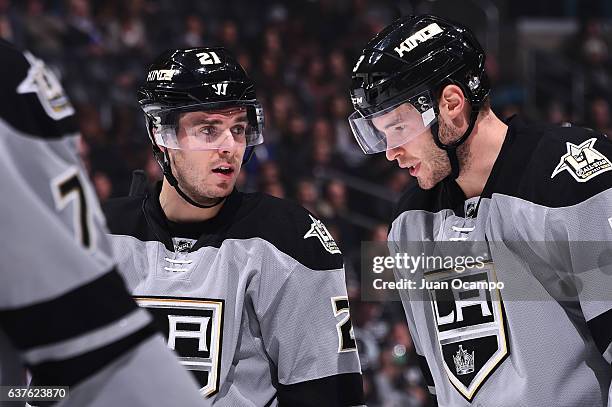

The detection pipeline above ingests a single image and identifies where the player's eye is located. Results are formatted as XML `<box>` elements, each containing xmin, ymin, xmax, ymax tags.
<box><xmin>198</xmin><ymin>126</ymin><xmax>218</xmax><ymax>138</ymax></box>
<box><xmin>394</xmin><ymin>125</ymin><xmax>405</xmax><ymax>132</ymax></box>
<box><xmin>230</xmin><ymin>124</ymin><xmax>247</xmax><ymax>136</ymax></box>
<box><xmin>385</xmin><ymin>125</ymin><xmax>404</xmax><ymax>139</ymax></box>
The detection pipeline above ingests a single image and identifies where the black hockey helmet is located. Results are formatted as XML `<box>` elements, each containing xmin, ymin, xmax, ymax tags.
<box><xmin>137</xmin><ymin>47</ymin><xmax>264</xmax><ymax>208</ymax></box>
<box><xmin>349</xmin><ymin>15</ymin><xmax>489</xmax><ymax>178</ymax></box>
<box><xmin>138</xmin><ymin>47</ymin><xmax>264</xmax><ymax>151</ymax></box>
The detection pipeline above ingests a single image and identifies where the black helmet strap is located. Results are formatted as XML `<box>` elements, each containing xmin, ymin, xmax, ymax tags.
<box><xmin>243</xmin><ymin>146</ymin><xmax>256</xmax><ymax>165</ymax></box>
<box><xmin>431</xmin><ymin>106</ymin><xmax>480</xmax><ymax>180</ymax></box>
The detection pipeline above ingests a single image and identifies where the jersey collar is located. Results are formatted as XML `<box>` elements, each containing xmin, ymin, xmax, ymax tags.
<box><xmin>143</xmin><ymin>182</ymin><xmax>243</xmax><ymax>252</ymax></box>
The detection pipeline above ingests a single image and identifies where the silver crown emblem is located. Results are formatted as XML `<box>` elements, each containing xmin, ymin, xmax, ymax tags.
<box><xmin>453</xmin><ymin>345</ymin><xmax>475</xmax><ymax>375</ymax></box>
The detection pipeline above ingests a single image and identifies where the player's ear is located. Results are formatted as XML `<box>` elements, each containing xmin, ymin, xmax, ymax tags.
<box><xmin>438</xmin><ymin>84</ymin><xmax>466</xmax><ymax>121</ymax></box>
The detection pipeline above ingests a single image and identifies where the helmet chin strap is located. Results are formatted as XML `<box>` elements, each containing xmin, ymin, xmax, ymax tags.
<box><xmin>431</xmin><ymin>107</ymin><xmax>480</xmax><ymax>180</ymax></box>
<box><xmin>154</xmin><ymin>148</ymin><xmax>227</xmax><ymax>209</ymax></box>
<box><xmin>242</xmin><ymin>146</ymin><xmax>256</xmax><ymax>165</ymax></box>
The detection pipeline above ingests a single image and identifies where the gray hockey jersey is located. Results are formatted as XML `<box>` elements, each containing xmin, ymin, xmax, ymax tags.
<box><xmin>388</xmin><ymin>116</ymin><xmax>612</xmax><ymax>406</ymax></box>
<box><xmin>103</xmin><ymin>183</ymin><xmax>364</xmax><ymax>406</ymax></box>
<box><xmin>0</xmin><ymin>39</ymin><xmax>206</xmax><ymax>407</ymax></box>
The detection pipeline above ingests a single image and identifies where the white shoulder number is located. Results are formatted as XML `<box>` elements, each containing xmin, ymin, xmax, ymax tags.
<box><xmin>331</xmin><ymin>296</ymin><xmax>357</xmax><ymax>353</ymax></box>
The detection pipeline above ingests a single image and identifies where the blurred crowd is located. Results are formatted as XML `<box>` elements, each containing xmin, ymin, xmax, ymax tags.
<box><xmin>3</xmin><ymin>0</ymin><xmax>612</xmax><ymax>405</ymax></box>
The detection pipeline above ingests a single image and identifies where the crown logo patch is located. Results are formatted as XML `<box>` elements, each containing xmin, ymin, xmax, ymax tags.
<box><xmin>453</xmin><ymin>345</ymin><xmax>475</xmax><ymax>376</ymax></box>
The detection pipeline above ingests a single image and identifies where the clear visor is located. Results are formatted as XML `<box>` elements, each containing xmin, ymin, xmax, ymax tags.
<box><xmin>348</xmin><ymin>91</ymin><xmax>437</xmax><ymax>154</ymax></box>
<box><xmin>144</xmin><ymin>101</ymin><xmax>264</xmax><ymax>151</ymax></box>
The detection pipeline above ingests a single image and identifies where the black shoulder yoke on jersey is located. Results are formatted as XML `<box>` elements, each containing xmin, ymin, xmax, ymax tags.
<box><xmin>0</xmin><ymin>39</ymin><xmax>78</xmax><ymax>139</ymax></box>
<box><xmin>393</xmin><ymin>115</ymin><xmax>612</xmax><ymax>220</ymax></box>
<box><xmin>103</xmin><ymin>183</ymin><xmax>343</xmax><ymax>271</ymax></box>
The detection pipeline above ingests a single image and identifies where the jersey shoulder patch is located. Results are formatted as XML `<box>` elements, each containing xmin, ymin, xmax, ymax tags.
<box><xmin>236</xmin><ymin>193</ymin><xmax>344</xmax><ymax>271</ymax></box>
<box><xmin>548</xmin><ymin>132</ymin><xmax>612</xmax><ymax>183</ymax></box>
<box><xmin>516</xmin><ymin>122</ymin><xmax>612</xmax><ymax>207</ymax></box>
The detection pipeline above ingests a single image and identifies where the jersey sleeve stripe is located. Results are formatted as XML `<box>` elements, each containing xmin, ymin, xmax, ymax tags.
<box><xmin>417</xmin><ymin>354</ymin><xmax>435</xmax><ymax>388</ymax></box>
<box><xmin>277</xmin><ymin>372</ymin><xmax>364</xmax><ymax>406</ymax></box>
<box><xmin>28</xmin><ymin>322</ymin><xmax>157</xmax><ymax>388</ymax></box>
<box><xmin>0</xmin><ymin>268</ymin><xmax>138</xmax><ymax>350</ymax></box>
<box><xmin>586</xmin><ymin>308</ymin><xmax>612</xmax><ymax>356</ymax></box>
<box><xmin>22</xmin><ymin>308</ymin><xmax>151</xmax><ymax>364</ymax></box>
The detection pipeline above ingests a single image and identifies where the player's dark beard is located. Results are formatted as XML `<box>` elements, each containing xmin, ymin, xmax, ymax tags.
<box><xmin>438</xmin><ymin>118</ymin><xmax>471</xmax><ymax>175</ymax></box>
<box><xmin>421</xmin><ymin>144</ymin><xmax>449</xmax><ymax>189</ymax></box>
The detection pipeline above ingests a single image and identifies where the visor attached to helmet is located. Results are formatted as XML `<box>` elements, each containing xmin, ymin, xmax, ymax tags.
<box><xmin>143</xmin><ymin>100</ymin><xmax>264</xmax><ymax>151</ymax></box>
<box><xmin>348</xmin><ymin>90</ymin><xmax>436</xmax><ymax>154</ymax></box>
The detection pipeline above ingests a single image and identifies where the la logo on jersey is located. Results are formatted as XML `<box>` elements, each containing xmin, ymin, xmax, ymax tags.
<box><xmin>551</xmin><ymin>138</ymin><xmax>612</xmax><ymax>182</ymax></box>
<box><xmin>425</xmin><ymin>262</ymin><xmax>508</xmax><ymax>401</ymax></box>
<box><xmin>135</xmin><ymin>297</ymin><xmax>224</xmax><ymax>398</ymax></box>
<box><xmin>304</xmin><ymin>215</ymin><xmax>341</xmax><ymax>254</ymax></box>
<box><xmin>17</xmin><ymin>52</ymin><xmax>74</xmax><ymax>120</ymax></box>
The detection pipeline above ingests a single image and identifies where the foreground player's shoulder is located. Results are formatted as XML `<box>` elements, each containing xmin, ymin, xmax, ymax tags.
<box><xmin>0</xmin><ymin>40</ymin><xmax>30</xmax><ymax>94</ymax></box>
<box><xmin>239</xmin><ymin>192</ymin><xmax>343</xmax><ymax>271</ymax></box>
<box><xmin>0</xmin><ymin>39</ymin><xmax>77</xmax><ymax>139</ymax></box>
<box><xmin>519</xmin><ymin>121</ymin><xmax>612</xmax><ymax>207</ymax></box>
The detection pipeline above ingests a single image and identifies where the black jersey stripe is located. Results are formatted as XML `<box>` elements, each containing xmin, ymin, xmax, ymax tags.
<box><xmin>0</xmin><ymin>268</ymin><xmax>138</xmax><ymax>350</ymax></box>
<box><xmin>277</xmin><ymin>372</ymin><xmax>364</xmax><ymax>406</ymax></box>
<box><xmin>587</xmin><ymin>308</ymin><xmax>612</xmax><ymax>356</ymax></box>
<box><xmin>417</xmin><ymin>354</ymin><xmax>435</xmax><ymax>388</ymax></box>
<box><xmin>28</xmin><ymin>322</ymin><xmax>157</xmax><ymax>388</ymax></box>
<box><xmin>416</xmin><ymin>354</ymin><xmax>439</xmax><ymax>405</ymax></box>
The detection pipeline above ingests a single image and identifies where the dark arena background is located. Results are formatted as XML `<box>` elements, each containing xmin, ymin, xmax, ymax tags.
<box><xmin>3</xmin><ymin>0</ymin><xmax>611</xmax><ymax>405</ymax></box>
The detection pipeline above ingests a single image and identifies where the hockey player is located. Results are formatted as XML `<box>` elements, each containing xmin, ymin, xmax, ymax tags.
<box><xmin>102</xmin><ymin>47</ymin><xmax>364</xmax><ymax>406</ymax></box>
<box><xmin>0</xmin><ymin>40</ymin><xmax>207</xmax><ymax>406</ymax></box>
<box><xmin>349</xmin><ymin>15</ymin><xmax>612</xmax><ymax>406</ymax></box>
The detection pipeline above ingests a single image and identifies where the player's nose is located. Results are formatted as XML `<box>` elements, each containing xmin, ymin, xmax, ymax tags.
<box><xmin>386</xmin><ymin>145</ymin><xmax>403</xmax><ymax>162</ymax></box>
<box><xmin>218</xmin><ymin>131</ymin><xmax>238</xmax><ymax>155</ymax></box>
